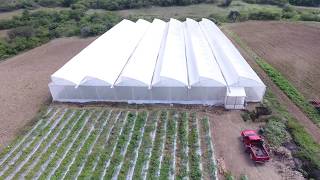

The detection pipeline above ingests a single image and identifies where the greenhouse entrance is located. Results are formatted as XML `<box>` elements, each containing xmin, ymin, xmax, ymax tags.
<box><xmin>224</xmin><ymin>87</ymin><xmax>246</xmax><ymax>109</ymax></box>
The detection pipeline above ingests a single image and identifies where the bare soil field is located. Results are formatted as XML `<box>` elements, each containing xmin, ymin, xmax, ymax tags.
<box><xmin>225</xmin><ymin>21</ymin><xmax>320</xmax><ymax>144</ymax></box>
<box><xmin>0</xmin><ymin>37</ymin><xmax>95</xmax><ymax>150</ymax></box>
<box><xmin>227</xmin><ymin>21</ymin><xmax>320</xmax><ymax>100</ymax></box>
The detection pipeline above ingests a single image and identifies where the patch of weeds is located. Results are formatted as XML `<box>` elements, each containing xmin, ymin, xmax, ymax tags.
<box><xmin>264</xmin><ymin>116</ymin><xmax>289</xmax><ymax>147</ymax></box>
<box><xmin>224</xmin><ymin>171</ymin><xmax>235</xmax><ymax>180</ymax></box>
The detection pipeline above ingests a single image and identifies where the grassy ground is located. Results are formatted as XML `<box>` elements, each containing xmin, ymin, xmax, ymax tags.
<box><xmin>0</xmin><ymin>7</ymin><xmax>69</xmax><ymax>20</ymax></box>
<box><xmin>0</xmin><ymin>106</ymin><xmax>217</xmax><ymax>180</ymax></box>
<box><xmin>113</xmin><ymin>0</ymin><xmax>282</xmax><ymax>20</ymax></box>
<box><xmin>0</xmin><ymin>1</ymin><xmax>283</xmax><ymax>21</ymax></box>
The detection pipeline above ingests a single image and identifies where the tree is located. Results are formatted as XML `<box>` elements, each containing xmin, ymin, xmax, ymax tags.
<box><xmin>220</xmin><ymin>0</ymin><xmax>232</xmax><ymax>7</ymax></box>
<box><xmin>8</xmin><ymin>26</ymin><xmax>35</xmax><ymax>40</ymax></box>
<box><xmin>228</xmin><ymin>10</ymin><xmax>240</xmax><ymax>22</ymax></box>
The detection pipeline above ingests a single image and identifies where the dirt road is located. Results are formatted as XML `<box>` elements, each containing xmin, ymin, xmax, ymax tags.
<box><xmin>0</xmin><ymin>37</ymin><xmax>95</xmax><ymax>150</ymax></box>
<box><xmin>208</xmin><ymin>110</ymin><xmax>300</xmax><ymax>180</ymax></box>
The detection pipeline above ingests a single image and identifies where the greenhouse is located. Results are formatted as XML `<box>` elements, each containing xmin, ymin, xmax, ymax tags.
<box><xmin>49</xmin><ymin>18</ymin><xmax>266</xmax><ymax>109</ymax></box>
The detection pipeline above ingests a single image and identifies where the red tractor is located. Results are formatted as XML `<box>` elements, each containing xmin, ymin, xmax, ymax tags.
<box><xmin>241</xmin><ymin>130</ymin><xmax>270</xmax><ymax>163</ymax></box>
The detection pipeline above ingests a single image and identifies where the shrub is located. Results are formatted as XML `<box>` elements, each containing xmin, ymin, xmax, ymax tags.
<box><xmin>228</xmin><ymin>11</ymin><xmax>241</xmax><ymax>22</ymax></box>
<box><xmin>264</xmin><ymin>116</ymin><xmax>289</xmax><ymax>147</ymax></box>
<box><xmin>243</xmin><ymin>0</ymin><xmax>288</xmax><ymax>6</ymax></box>
<box><xmin>38</xmin><ymin>0</ymin><xmax>63</xmax><ymax>7</ymax></box>
<box><xmin>240</xmin><ymin>174</ymin><xmax>249</xmax><ymax>180</ymax></box>
<box><xmin>287</xmin><ymin>119</ymin><xmax>320</xmax><ymax>176</ymax></box>
<box><xmin>208</xmin><ymin>13</ymin><xmax>227</xmax><ymax>24</ymax></box>
<box><xmin>299</xmin><ymin>12</ymin><xmax>320</xmax><ymax>22</ymax></box>
<box><xmin>248</xmin><ymin>9</ymin><xmax>281</xmax><ymax>20</ymax></box>
<box><xmin>241</xmin><ymin>111</ymin><xmax>252</xmax><ymax>122</ymax></box>
<box><xmin>289</xmin><ymin>0</ymin><xmax>320</xmax><ymax>7</ymax></box>
<box><xmin>220</xmin><ymin>0</ymin><xmax>233</xmax><ymax>7</ymax></box>
<box><xmin>0</xmin><ymin>41</ymin><xmax>15</xmax><ymax>59</ymax></box>
<box><xmin>8</xmin><ymin>26</ymin><xmax>35</xmax><ymax>39</ymax></box>
<box><xmin>0</xmin><ymin>9</ymin><xmax>120</xmax><ymax>60</ymax></box>
<box><xmin>225</xmin><ymin>171</ymin><xmax>235</xmax><ymax>180</ymax></box>
<box><xmin>228</xmin><ymin>11</ymin><xmax>249</xmax><ymax>22</ymax></box>
<box><xmin>10</xmin><ymin>36</ymin><xmax>41</xmax><ymax>52</ymax></box>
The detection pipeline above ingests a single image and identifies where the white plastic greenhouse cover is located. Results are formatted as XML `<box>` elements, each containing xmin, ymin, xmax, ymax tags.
<box><xmin>49</xmin><ymin>18</ymin><xmax>266</xmax><ymax>109</ymax></box>
<box><xmin>199</xmin><ymin>18</ymin><xmax>265</xmax><ymax>87</ymax></box>
<box><xmin>152</xmin><ymin>18</ymin><xmax>188</xmax><ymax>87</ymax></box>
<box><xmin>184</xmin><ymin>18</ymin><xmax>226</xmax><ymax>87</ymax></box>
<box><xmin>116</xmin><ymin>19</ymin><xmax>167</xmax><ymax>87</ymax></box>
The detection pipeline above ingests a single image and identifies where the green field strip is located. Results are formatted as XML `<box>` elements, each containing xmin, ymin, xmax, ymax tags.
<box><xmin>132</xmin><ymin>111</ymin><xmax>159</xmax><ymax>180</ymax></box>
<box><xmin>118</xmin><ymin>112</ymin><xmax>148</xmax><ymax>179</ymax></box>
<box><xmin>36</xmin><ymin>110</ymin><xmax>92</xmax><ymax>179</ymax></box>
<box><xmin>199</xmin><ymin>117</ymin><xmax>217</xmax><ymax>180</ymax></box>
<box><xmin>0</xmin><ymin>107</ymin><xmax>55</xmax><ymax>166</ymax></box>
<box><xmin>21</xmin><ymin>110</ymin><xmax>85</xmax><ymax>179</ymax></box>
<box><xmin>91</xmin><ymin>111</ymin><xmax>128</xmax><ymax>179</ymax></box>
<box><xmin>188</xmin><ymin>113</ymin><xmax>202</xmax><ymax>180</ymax></box>
<box><xmin>103</xmin><ymin>112</ymin><xmax>138</xmax><ymax>179</ymax></box>
<box><xmin>0</xmin><ymin>107</ymin><xmax>57</xmax><ymax>168</ymax></box>
<box><xmin>159</xmin><ymin>111</ymin><xmax>178</xmax><ymax>180</ymax></box>
<box><xmin>51</xmin><ymin>110</ymin><xmax>103</xmax><ymax>180</ymax></box>
<box><xmin>0</xmin><ymin>108</ymin><xmax>66</xmax><ymax>177</ymax></box>
<box><xmin>77</xmin><ymin>110</ymin><xmax>121</xmax><ymax>179</ymax></box>
<box><xmin>9</xmin><ymin>109</ymin><xmax>77</xmax><ymax>179</ymax></box>
<box><xmin>64</xmin><ymin>109</ymin><xmax>112</xmax><ymax>179</ymax></box>
<box><xmin>146</xmin><ymin>111</ymin><xmax>168</xmax><ymax>179</ymax></box>
<box><xmin>176</xmin><ymin>112</ymin><xmax>189</xmax><ymax>180</ymax></box>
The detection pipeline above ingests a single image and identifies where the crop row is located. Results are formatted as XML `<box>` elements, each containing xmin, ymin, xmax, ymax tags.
<box><xmin>91</xmin><ymin>111</ymin><xmax>128</xmax><ymax>179</ymax></box>
<box><xmin>176</xmin><ymin>112</ymin><xmax>189</xmax><ymax>179</ymax></box>
<box><xmin>37</xmin><ymin>110</ymin><xmax>92</xmax><ymax>179</ymax></box>
<box><xmin>11</xmin><ymin>110</ymin><xmax>77</xmax><ymax>179</ymax></box>
<box><xmin>0</xmin><ymin>107</ymin><xmax>218</xmax><ymax>179</ymax></box>
<box><xmin>132</xmin><ymin>111</ymin><xmax>159</xmax><ymax>180</ymax></box>
<box><xmin>23</xmin><ymin>110</ymin><xmax>86</xmax><ymax>179</ymax></box>
<box><xmin>146</xmin><ymin>111</ymin><xmax>168</xmax><ymax>179</ymax></box>
<box><xmin>0</xmin><ymin>107</ymin><xmax>55</xmax><ymax>166</ymax></box>
<box><xmin>0</xmin><ymin>108</ymin><xmax>67</xmax><ymax>178</ymax></box>
<box><xmin>199</xmin><ymin>117</ymin><xmax>217</xmax><ymax>179</ymax></box>
<box><xmin>77</xmin><ymin>110</ymin><xmax>120</xmax><ymax>179</ymax></box>
<box><xmin>0</xmin><ymin>107</ymin><xmax>58</xmax><ymax>169</ymax></box>
<box><xmin>63</xmin><ymin>110</ymin><xmax>112</xmax><ymax>179</ymax></box>
<box><xmin>103</xmin><ymin>112</ymin><xmax>138</xmax><ymax>179</ymax></box>
<box><xmin>159</xmin><ymin>111</ymin><xmax>178</xmax><ymax>179</ymax></box>
<box><xmin>117</xmin><ymin>112</ymin><xmax>148</xmax><ymax>179</ymax></box>
<box><xmin>188</xmin><ymin>113</ymin><xmax>202</xmax><ymax>180</ymax></box>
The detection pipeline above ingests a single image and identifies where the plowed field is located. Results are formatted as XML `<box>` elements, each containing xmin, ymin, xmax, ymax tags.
<box><xmin>227</xmin><ymin>21</ymin><xmax>320</xmax><ymax>100</ymax></box>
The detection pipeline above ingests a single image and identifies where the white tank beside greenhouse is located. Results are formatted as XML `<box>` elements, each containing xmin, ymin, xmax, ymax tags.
<box><xmin>49</xmin><ymin>18</ymin><xmax>266</xmax><ymax>109</ymax></box>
